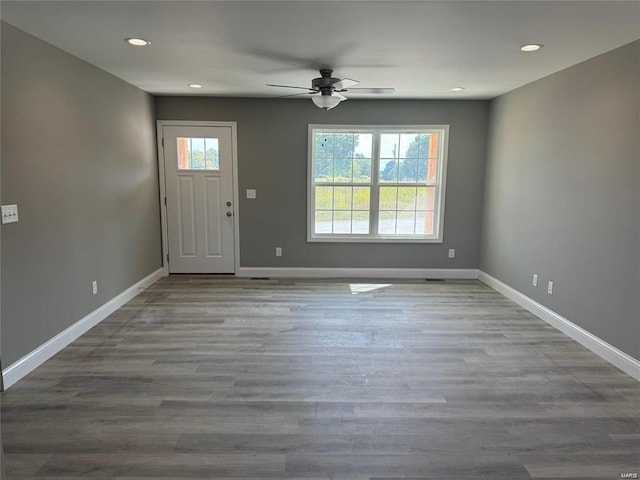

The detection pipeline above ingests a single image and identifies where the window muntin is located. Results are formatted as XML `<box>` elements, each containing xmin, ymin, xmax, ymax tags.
<box><xmin>177</xmin><ymin>137</ymin><xmax>220</xmax><ymax>170</ymax></box>
<box><xmin>308</xmin><ymin>125</ymin><xmax>449</xmax><ymax>243</ymax></box>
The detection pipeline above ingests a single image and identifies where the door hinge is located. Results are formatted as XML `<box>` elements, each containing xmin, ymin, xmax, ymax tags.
<box><xmin>164</xmin><ymin>196</ymin><xmax>167</xmax><ymax>206</ymax></box>
<box><xmin>161</xmin><ymin>137</ymin><xmax>164</xmax><ymax>147</ymax></box>
<box><xmin>166</xmin><ymin>253</ymin><xmax>169</xmax><ymax>263</ymax></box>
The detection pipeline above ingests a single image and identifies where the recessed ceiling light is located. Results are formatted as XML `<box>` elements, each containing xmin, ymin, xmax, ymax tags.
<box><xmin>188</xmin><ymin>84</ymin><xmax>203</xmax><ymax>89</ymax></box>
<box><xmin>450</xmin><ymin>87</ymin><xmax>465</xmax><ymax>92</ymax></box>
<box><xmin>520</xmin><ymin>44</ymin><xmax>543</xmax><ymax>52</ymax></box>
<box><xmin>125</xmin><ymin>37</ymin><xmax>150</xmax><ymax>47</ymax></box>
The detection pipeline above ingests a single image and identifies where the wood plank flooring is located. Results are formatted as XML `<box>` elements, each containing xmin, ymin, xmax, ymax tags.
<box><xmin>1</xmin><ymin>276</ymin><xmax>638</xmax><ymax>479</ymax></box>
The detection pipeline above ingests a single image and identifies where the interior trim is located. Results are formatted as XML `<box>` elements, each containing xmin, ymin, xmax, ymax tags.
<box><xmin>2</xmin><ymin>268</ymin><xmax>166</xmax><ymax>389</ymax></box>
<box><xmin>478</xmin><ymin>270</ymin><xmax>640</xmax><ymax>381</ymax></box>
<box><xmin>5</xmin><ymin>267</ymin><xmax>636</xmax><ymax>388</ymax></box>
<box><xmin>156</xmin><ymin>120</ymin><xmax>240</xmax><ymax>276</ymax></box>
<box><xmin>238</xmin><ymin>267</ymin><xmax>479</xmax><ymax>279</ymax></box>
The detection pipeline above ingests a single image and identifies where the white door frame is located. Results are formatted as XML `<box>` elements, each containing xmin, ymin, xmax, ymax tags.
<box><xmin>156</xmin><ymin>120</ymin><xmax>240</xmax><ymax>275</ymax></box>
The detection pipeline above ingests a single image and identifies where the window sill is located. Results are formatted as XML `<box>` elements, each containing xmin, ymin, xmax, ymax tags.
<box><xmin>307</xmin><ymin>235</ymin><xmax>443</xmax><ymax>244</ymax></box>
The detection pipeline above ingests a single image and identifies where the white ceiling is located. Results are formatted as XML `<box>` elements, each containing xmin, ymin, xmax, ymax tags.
<box><xmin>2</xmin><ymin>1</ymin><xmax>639</xmax><ymax>99</ymax></box>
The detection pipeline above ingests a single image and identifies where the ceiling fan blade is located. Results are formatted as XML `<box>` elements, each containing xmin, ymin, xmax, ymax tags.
<box><xmin>345</xmin><ymin>87</ymin><xmax>395</xmax><ymax>94</ymax></box>
<box><xmin>332</xmin><ymin>78</ymin><xmax>359</xmax><ymax>90</ymax></box>
<box><xmin>332</xmin><ymin>91</ymin><xmax>347</xmax><ymax>101</ymax></box>
<box><xmin>267</xmin><ymin>83</ymin><xmax>316</xmax><ymax>91</ymax></box>
<box><xmin>276</xmin><ymin>92</ymin><xmax>317</xmax><ymax>99</ymax></box>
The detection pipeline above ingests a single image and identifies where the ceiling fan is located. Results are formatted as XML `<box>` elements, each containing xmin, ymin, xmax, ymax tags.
<box><xmin>267</xmin><ymin>69</ymin><xmax>395</xmax><ymax>110</ymax></box>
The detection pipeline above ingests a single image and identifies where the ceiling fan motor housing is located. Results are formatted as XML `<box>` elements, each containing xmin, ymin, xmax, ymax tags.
<box><xmin>312</xmin><ymin>69</ymin><xmax>340</xmax><ymax>94</ymax></box>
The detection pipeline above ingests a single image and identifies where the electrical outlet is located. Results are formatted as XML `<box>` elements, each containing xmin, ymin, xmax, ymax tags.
<box><xmin>547</xmin><ymin>281</ymin><xmax>554</xmax><ymax>295</ymax></box>
<box><xmin>275</xmin><ymin>247</ymin><xmax>282</xmax><ymax>257</ymax></box>
<box><xmin>92</xmin><ymin>281</ymin><xmax>98</xmax><ymax>295</ymax></box>
<box><xmin>532</xmin><ymin>274</ymin><xmax>538</xmax><ymax>287</ymax></box>
<box><xmin>448</xmin><ymin>248</ymin><xmax>455</xmax><ymax>259</ymax></box>
<box><xmin>246</xmin><ymin>189</ymin><xmax>256</xmax><ymax>199</ymax></box>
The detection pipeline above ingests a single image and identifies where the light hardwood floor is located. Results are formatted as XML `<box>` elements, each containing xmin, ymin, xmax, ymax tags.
<box><xmin>1</xmin><ymin>276</ymin><xmax>638</xmax><ymax>479</ymax></box>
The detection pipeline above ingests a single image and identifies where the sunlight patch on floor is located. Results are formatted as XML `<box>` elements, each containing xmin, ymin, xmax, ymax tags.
<box><xmin>349</xmin><ymin>283</ymin><xmax>391</xmax><ymax>294</ymax></box>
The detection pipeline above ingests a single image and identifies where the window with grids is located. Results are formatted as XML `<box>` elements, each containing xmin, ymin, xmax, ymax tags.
<box><xmin>176</xmin><ymin>137</ymin><xmax>219</xmax><ymax>170</ymax></box>
<box><xmin>308</xmin><ymin>125</ymin><xmax>449</xmax><ymax>242</ymax></box>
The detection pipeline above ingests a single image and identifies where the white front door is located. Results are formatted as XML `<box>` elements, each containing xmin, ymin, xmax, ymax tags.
<box><xmin>162</xmin><ymin>124</ymin><xmax>236</xmax><ymax>273</ymax></box>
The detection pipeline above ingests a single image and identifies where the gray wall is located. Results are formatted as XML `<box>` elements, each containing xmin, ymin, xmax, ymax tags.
<box><xmin>1</xmin><ymin>23</ymin><xmax>162</xmax><ymax>366</ymax></box>
<box><xmin>156</xmin><ymin>97</ymin><xmax>489</xmax><ymax>269</ymax></box>
<box><xmin>0</xmin><ymin>22</ymin><xmax>3</xmax><ymax>389</ymax></box>
<box><xmin>481</xmin><ymin>40</ymin><xmax>640</xmax><ymax>360</ymax></box>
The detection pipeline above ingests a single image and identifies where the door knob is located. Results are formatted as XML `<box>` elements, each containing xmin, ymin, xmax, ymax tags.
<box><xmin>226</xmin><ymin>211</ymin><xmax>233</xmax><ymax>217</ymax></box>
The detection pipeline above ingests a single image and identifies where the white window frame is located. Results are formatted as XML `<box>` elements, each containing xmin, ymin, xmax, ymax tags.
<box><xmin>307</xmin><ymin>124</ymin><xmax>449</xmax><ymax>243</ymax></box>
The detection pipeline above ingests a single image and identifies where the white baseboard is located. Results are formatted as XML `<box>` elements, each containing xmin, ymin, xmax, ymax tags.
<box><xmin>478</xmin><ymin>270</ymin><xmax>640</xmax><ymax>381</ymax></box>
<box><xmin>238</xmin><ymin>267</ymin><xmax>479</xmax><ymax>279</ymax></box>
<box><xmin>6</xmin><ymin>266</ymin><xmax>635</xmax><ymax>387</ymax></box>
<box><xmin>2</xmin><ymin>267</ymin><xmax>166</xmax><ymax>390</ymax></box>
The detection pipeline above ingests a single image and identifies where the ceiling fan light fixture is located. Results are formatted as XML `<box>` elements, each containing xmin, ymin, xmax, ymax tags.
<box><xmin>269</xmin><ymin>69</ymin><xmax>393</xmax><ymax>109</ymax></box>
<box><xmin>450</xmin><ymin>87</ymin><xmax>465</xmax><ymax>92</ymax></box>
<box><xmin>188</xmin><ymin>83</ymin><xmax>203</xmax><ymax>89</ymax></box>
<box><xmin>312</xmin><ymin>95</ymin><xmax>341</xmax><ymax>110</ymax></box>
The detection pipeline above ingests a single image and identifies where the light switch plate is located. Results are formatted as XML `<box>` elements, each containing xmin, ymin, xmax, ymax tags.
<box><xmin>246</xmin><ymin>189</ymin><xmax>256</xmax><ymax>199</ymax></box>
<box><xmin>1</xmin><ymin>204</ymin><xmax>19</xmax><ymax>224</ymax></box>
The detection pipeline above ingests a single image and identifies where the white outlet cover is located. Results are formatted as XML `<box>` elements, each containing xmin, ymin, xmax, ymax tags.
<box><xmin>532</xmin><ymin>274</ymin><xmax>538</xmax><ymax>286</ymax></box>
<box><xmin>547</xmin><ymin>281</ymin><xmax>554</xmax><ymax>295</ymax></box>
<box><xmin>246</xmin><ymin>189</ymin><xmax>256</xmax><ymax>199</ymax></box>
<box><xmin>448</xmin><ymin>249</ymin><xmax>455</xmax><ymax>258</ymax></box>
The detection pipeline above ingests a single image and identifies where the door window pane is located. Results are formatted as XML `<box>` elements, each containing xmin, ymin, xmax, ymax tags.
<box><xmin>177</xmin><ymin>137</ymin><xmax>219</xmax><ymax>170</ymax></box>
